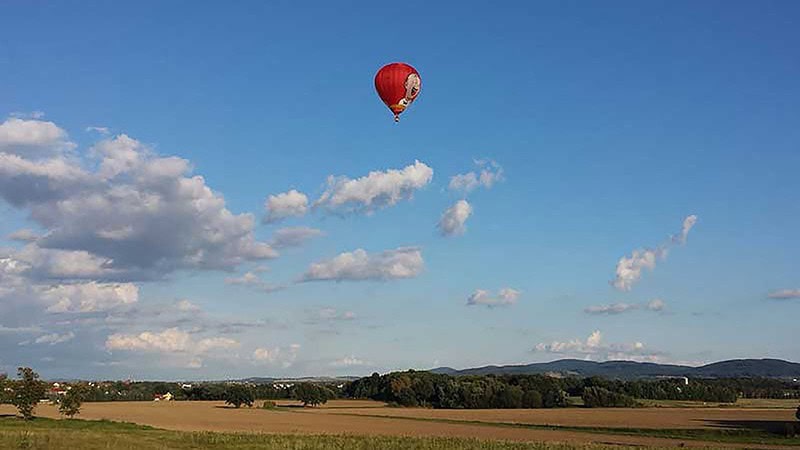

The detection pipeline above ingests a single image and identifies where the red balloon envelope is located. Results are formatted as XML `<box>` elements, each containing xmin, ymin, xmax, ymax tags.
<box><xmin>374</xmin><ymin>62</ymin><xmax>421</xmax><ymax>122</ymax></box>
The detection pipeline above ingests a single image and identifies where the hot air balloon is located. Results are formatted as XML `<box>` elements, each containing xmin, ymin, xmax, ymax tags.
<box><xmin>374</xmin><ymin>62</ymin><xmax>421</xmax><ymax>122</ymax></box>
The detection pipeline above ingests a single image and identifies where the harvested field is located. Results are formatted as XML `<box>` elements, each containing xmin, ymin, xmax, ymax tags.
<box><xmin>1</xmin><ymin>401</ymin><xmax>798</xmax><ymax>449</ymax></box>
<box><xmin>299</xmin><ymin>400</ymin><xmax>797</xmax><ymax>430</ymax></box>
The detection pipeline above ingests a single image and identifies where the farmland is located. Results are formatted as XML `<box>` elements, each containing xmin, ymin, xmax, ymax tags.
<box><xmin>1</xmin><ymin>399</ymin><xmax>798</xmax><ymax>449</ymax></box>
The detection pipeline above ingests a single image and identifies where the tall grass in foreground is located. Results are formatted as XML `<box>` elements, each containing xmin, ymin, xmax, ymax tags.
<box><xmin>0</xmin><ymin>417</ymin><xmax>708</xmax><ymax>450</ymax></box>
<box><xmin>1</xmin><ymin>430</ymin><xmax>701</xmax><ymax>450</ymax></box>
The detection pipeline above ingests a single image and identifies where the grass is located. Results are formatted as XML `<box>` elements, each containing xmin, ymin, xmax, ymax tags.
<box><xmin>0</xmin><ymin>417</ymin><xmax>683</xmax><ymax>450</ymax></box>
<box><xmin>639</xmin><ymin>398</ymin><xmax>800</xmax><ymax>409</ymax></box>
<box><xmin>322</xmin><ymin>411</ymin><xmax>800</xmax><ymax>447</ymax></box>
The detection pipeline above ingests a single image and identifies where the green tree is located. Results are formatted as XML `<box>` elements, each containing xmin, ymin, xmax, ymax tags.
<box><xmin>294</xmin><ymin>383</ymin><xmax>329</xmax><ymax>407</ymax></box>
<box><xmin>224</xmin><ymin>384</ymin><xmax>254</xmax><ymax>408</ymax></box>
<box><xmin>12</xmin><ymin>367</ymin><xmax>47</xmax><ymax>420</ymax></box>
<box><xmin>0</xmin><ymin>373</ymin><xmax>7</xmax><ymax>403</ymax></box>
<box><xmin>582</xmin><ymin>386</ymin><xmax>636</xmax><ymax>408</ymax></box>
<box><xmin>522</xmin><ymin>390</ymin><xmax>543</xmax><ymax>408</ymax></box>
<box><xmin>59</xmin><ymin>385</ymin><xmax>85</xmax><ymax>418</ymax></box>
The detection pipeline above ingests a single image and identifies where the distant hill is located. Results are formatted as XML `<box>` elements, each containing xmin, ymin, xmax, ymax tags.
<box><xmin>431</xmin><ymin>358</ymin><xmax>800</xmax><ymax>380</ymax></box>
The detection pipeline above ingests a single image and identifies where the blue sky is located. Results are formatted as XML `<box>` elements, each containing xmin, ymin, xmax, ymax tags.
<box><xmin>0</xmin><ymin>1</ymin><xmax>798</xmax><ymax>380</ymax></box>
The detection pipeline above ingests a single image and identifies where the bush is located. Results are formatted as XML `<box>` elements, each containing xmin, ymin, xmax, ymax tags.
<box><xmin>12</xmin><ymin>367</ymin><xmax>46</xmax><ymax>420</ymax></box>
<box><xmin>59</xmin><ymin>385</ymin><xmax>85</xmax><ymax>418</ymax></box>
<box><xmin>224</xmin><ymin>384</ymin><xmax>254</xmax><ymax>408</ymax></box>
<box><xmin>582</xmin><ymin>386</ymin><xmax>637</xmax><ymax>408</ymax></box>
<box><xmin>261</xmin><ymin>400</ymin><xmax>277</xmax><ymax>409</ymax></box>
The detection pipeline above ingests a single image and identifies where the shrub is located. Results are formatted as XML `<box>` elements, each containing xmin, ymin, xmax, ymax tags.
<box><xmin>582</xmin><ymin>386</ymin><xmax>637</xmax><ymax>408</ymax></box>
<box><xmin>261</xmin><ymin>400</ymin><xmax>277</xmax><ymax>409</ymax></box>
<box><xmin>224</xmin><ymin>384</ymin><xmax>254</xmax><ymax>408</ymax></box>
<box><xmin>59</xmin><ymin>385</ymin><xmax>85</xmax><ymax>418</ymax></box>
<box><xmin>12</xmin><ymin>367</ymin><xmax>46</xmax><ymax>420</ymax></box>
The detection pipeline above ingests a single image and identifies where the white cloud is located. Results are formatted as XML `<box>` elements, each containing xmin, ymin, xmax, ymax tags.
<box><xmin>301</xmin><ymin>247</ymin><xmax>423</xmax><ymax>282</ymax></box>
<box><xmin>270</xmin><ymin>226</ymin><xmax>324</xmax><ymax>249</ymax></box>
<box><xmin>253</xmin><ymin>347</ymin><xmax>280</xmax><ymax>362</ymax></box>
<box><xmin>7</xmin><ymin>229</ymin><xmax>40</xmax><ymax>242</ymax></box>
<box><xmin>585</xmin><ymin>299</ymin><xmax>666</xmax><ymax>315</ymax></box>
<box><xmin>0</xmin><ymin>117</ymin><xmax>75</xmax><ymax>157</ymax></box>
<box><xmin>42</xmin><ymin>282</ymin><xmax>139</xmax><ymax>313</ymax></box>
<box><xmin>105</xmin><ymin>328</ymin><xmax>238</xmax><ymax>354</ymax></box>
<box><xmin>315</xmin><ymin>161</ymin><xmax>433</xmax><ymax>214</ymax></box>
<box><xmin>612</xmin><ymin>247</ymin><xmax>666</xmax><ymax>292</ymax></box>
<box><xmin>584</xmin><ymin>302</ymin><xmax>638</xmax><ymax>315</ymax></box>
<box><xmin>647</xmin><ymin>298</ymin><xmax>666</xmax><ymax>311</ymax></box>
<box><xmin>312</xmin><ymin>308</ymin><xmax>356</xmax><ymax>322</ymax></box>
<box><xmin>672</xmin><ymin>215</ymin><xmax>698</xmax><ymax>244</ymax></box>
<box><xmin>0</xmin><ymin>132</ymin><xmax>277</xmax><ymax>280</ymax></box>
<box><xmin>330</xmin><ymin>356</ymin><xmax>367</xmax><ymax>367</ymax></box>
<box><xmin>768</xmin><ymin>289</ymin><xmax>800</xmax><ymax>300</ymax></box>
<box><xmin>10</xmin><ymin>111</ymin><xmax>46</xmax><ymax>120</ymax></box>
<box><xmin>225</xmin><ymin>271</ymin><xmax>284</xmax><ymax>293</ymax></box>
<box><xmin>85</xmin><ymin>126</ymin><xmax>110</xmax><ymax>135</ymax></box>
<box><xmin>252</xmin><ymin>343</ymin><xmax>300</xmax><ymax>368</ymax></box>
<box><xmin>33</xmin><ymin>331</ymin><xmax>75</xmax><ymax>345</ymax></box>
<box><xmin>533</xmin><ymin>330</ymin><xmax>666</xmax><ymax>362</ymax></box>
<box><xmin>466</xmin><ymin>288</ymin><xmax>520</xmax><ymax>308</ymax></box>
<box><xmin>612</xmin><ymin>215</ymin><xmax>698</xmax><ymax>291</ymax></box>
<box><xmin>264</xmin><ymin>189</ymin><xmax>309</xmax><ymax>223</ymax></box>
<box><xmin>448</xmin><ymin>159</ymin><xmax>503</xmax><ymax>194</ymax></box>
<box><xmin>438</xmin><ymin>200</ymin><xmax>473</xmax><ymax>237</ymax></box>
<box><xmin>176</xmin><ymin>299</ymin><xmax>201</xmax><ymax>312</ymax></box>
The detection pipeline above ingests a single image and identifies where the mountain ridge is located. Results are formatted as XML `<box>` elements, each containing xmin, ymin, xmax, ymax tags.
<box><xmin>430</xmin><ymin>358</ymin><xmax>800</xmax><ymax>379</ymax></box>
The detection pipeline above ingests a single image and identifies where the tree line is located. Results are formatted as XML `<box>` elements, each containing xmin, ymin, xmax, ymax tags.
<box><xmin>343</xmin><ymin>370</ymin><xmax>800</xmax><ymax>408</ymax></box>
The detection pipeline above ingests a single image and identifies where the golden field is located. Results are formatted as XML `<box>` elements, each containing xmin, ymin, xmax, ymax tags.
<box><xmin>2</xmin><ymin>399</ymin><xmax>798</xmax><ymax>449</ymax></box>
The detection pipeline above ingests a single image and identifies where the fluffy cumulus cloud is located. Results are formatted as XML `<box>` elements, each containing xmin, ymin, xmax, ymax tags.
<box><xmin>264</xmin><ymin>189</ymin><xmax>309</xmax><ymax>223</ymax></box>
<box><xmin>270</xmin><ymin>226</ymin><xmax>324</xmax><ymax>249</ymax></box>
<box><xmin>42</xmin><ymin>282</ymin><xmax>139</xmax><ymax>313</ymax></box>
<box><xmin>533</xmin><ymin>330</ymin><xmax>666</xmax><ymax>362</ymax></box>
<box><xmin>301</xmin><ymin>247</ymin><xmax>423</xmax><ymax>282</ymax></box>
<box><xmin>584</xmin><ymin>299</ymin><xmax>666</xmax><ymax>315</ymax></box>
<box><xmin>0</xmin><ymin>117</ymin><xmax>291</xmax><ymax>374</ymax></box>
<box><xmin>0</xmin><ymin>117</ymin><xmax>75</xmax><ymax>157</ymax></box>
<box><xmin>448</xmin><ymin>159</ymin><xmax>504</xmax><ymax>194</ymax></box>
<box><xmin>315</xmin><ymin>161</ymin><xmax>433</xmax><ymax>214</ymax></box>
<box><xmin>175</xmin><ymin>299</ymin><xmax>201</xmax><ymax>312</ymax></box>
<box><xmin>105</xmin><ymin>328</ymin><xmax>239</xmax><ymax>368</ymax></box>
<box><xmin>612</xmin><ymin>215</ymin><xmax>698</xmax><ymax>291</ymax></box>
<box><xmin>466</xmin><ymin>288</ymin><xmax>520</xmax><ymax>308</ymax></box>
<box><xmin>438</xmin><ymin>200</ymin><xmax>473</xmax><ymax>237</ymax></box>
<box><xmin>0</xmin><ymin>124</ymin><xmax>277</xmax><ymax>281</ymax></box>
<box><xmin>767</xmin><ymin>289</ymin><xmax>800</xmax><ymax>300</ymax></box>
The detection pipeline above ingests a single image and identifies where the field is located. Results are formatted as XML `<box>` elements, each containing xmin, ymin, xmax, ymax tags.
<box><xmin>1</xmin><ymin>400</ymin><xmax>798</xmax><ymax>449</ymax></box>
